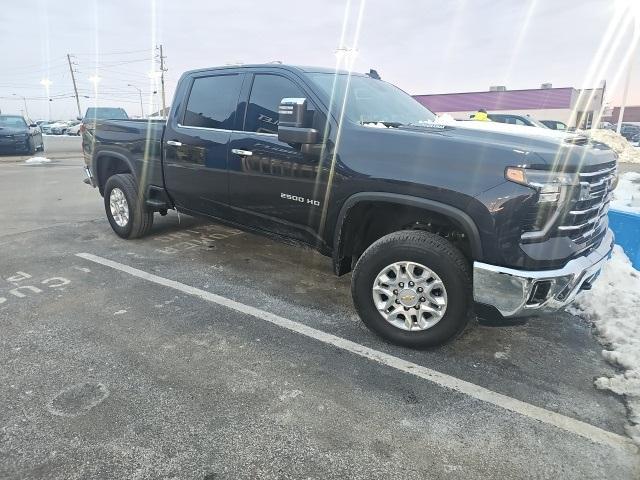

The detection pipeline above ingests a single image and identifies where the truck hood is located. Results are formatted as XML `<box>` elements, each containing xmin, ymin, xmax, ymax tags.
<box><xmin>389</xmin><ymin>119</ymin><xmax>616</xmax><ymax>171</ymax></box>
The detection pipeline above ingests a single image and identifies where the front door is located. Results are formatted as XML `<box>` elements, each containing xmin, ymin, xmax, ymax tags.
<box><xmin>228</xmin><ymin>72</ymin><xmax>329</xmax><ymax>246</ymax></box>
<box><xmin>163</xmin><ymin>72</ymin><xmax>244</xmax><ymax>216</ymax></box>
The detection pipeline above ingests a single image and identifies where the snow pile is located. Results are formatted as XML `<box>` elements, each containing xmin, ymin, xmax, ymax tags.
<box><xmin>587</xmin><ymin>129</ymin><xmax>640</xmax><ymax>164</ymax></box>
<box><xmin>611</xmin><ymin>172</ymin><xmax>640</xmax><ymax>213</ymax></box>
<box><xmin>570</xmin><ymin>246</ymin><xmax>640</xmax><ymax>443</ymax></box>
<box><xmin>24</xmin><ymin>157</ymin><xmax>51</xmax><ymax>165</ymax></box>
<box><xmin>362</xmin><ymin>122</ymin><xmax>390</xmax><ymax>129</ymax></box>
<box><xmin>433</xmin><ymin>114</ymin><xmax>458</xmax><ymax>125</ymax></box>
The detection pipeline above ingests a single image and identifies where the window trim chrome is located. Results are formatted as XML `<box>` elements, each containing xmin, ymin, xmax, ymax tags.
<box><xmin>175</xmin><ymin>123</ymin><xmax>278</xmax><ymax>138</ymax></box>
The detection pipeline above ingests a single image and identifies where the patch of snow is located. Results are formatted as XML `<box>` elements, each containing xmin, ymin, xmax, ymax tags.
<box><xmin>362</xmin><ymin>122</ymin><xmax>390</xmax><ymax>129</ymax></box>
<box><xmin>493</xmin><ymin>345</ymin><xmax>511</xmax><ymax>360</ymax></box>
<box><xmin>113</xmin><ymin>310</ymin><xmax>127</xmax><ymax>315</ymax></box>
<box><xmin>587</xmin><ymin>129</ymin><xmax>640</xmax><ymax>164</ymax></box>
<box><xmin>611</xmin><ymin>172</ymin><xmax>640</xmax><ymax>213</ymax></box>
<box><xmin>433</xmin><ymin>113</ymin><xmax>457</xmax><ymax>125</ymax></box>
<box><xmin>24</xmin><ymin>157</ymin><xmax>51</xmax><ymax>165</ymax></box>
<box><xmin>278</xmin><ymin>389</ymin><xmax>303</xmax><ymax>402</ymax></box>
<box><xmin>571</xmin><ymin>246</ymin><xmax>640</xmax><ymax>443</ymax></box>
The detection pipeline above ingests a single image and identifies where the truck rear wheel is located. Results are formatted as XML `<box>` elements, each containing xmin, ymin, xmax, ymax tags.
<box><xmin>351</xmin><ymin>230</ymin><xmax>472</xmax><ymax>348</ymax></box>
<box><xmin>104</xmin><ymin>173</ymin><xmax>153</xmax><ymax>239</ymax></box>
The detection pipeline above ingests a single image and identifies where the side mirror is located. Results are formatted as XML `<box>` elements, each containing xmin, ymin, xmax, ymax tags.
<box><xmin>76</xmin><ymin>116</ymin><xmax>83</xmax><ymax>121</ymax></box>
<box><xmin>278</xmin><ymin>97</ymin><xmax>319</xmax><ymax>146</ymax></box>
<box><xmin>29</xmin><ymin>123</ymin><xmax>37</xmax><ymax>128</ymax></box>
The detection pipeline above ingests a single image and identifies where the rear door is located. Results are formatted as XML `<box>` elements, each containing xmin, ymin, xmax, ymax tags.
<box><xmin>228</xmin><ymin>71</ymin><xmax>329</xmax><ymax>245</ymax></box>
<box><xmin>163</xmin><ymin>71</ymin><xmax>244</xmax><ymax>216</ymax></box>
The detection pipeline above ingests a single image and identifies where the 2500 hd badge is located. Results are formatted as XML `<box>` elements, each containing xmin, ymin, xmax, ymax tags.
<box><xmin>281</xmin><ymin>192</ymin><xmax>320</xmax><ymax>206</ymax></box>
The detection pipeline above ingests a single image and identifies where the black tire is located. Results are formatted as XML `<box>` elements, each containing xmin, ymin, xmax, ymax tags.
<box><xmin>351</xmin><ymin>230</ymin><xmax>472</xmax><ymax>348</ymax></box>
<box><xmin>103</xmin><ymin>173</ymin><xmax>153</xmax><ymax>239</ymax></box>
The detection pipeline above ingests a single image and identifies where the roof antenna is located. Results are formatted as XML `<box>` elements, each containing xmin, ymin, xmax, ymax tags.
<box><xmin>367</xmin><ymin>69</ymin><xmax>381</xmax><ymax>80</ymax></box>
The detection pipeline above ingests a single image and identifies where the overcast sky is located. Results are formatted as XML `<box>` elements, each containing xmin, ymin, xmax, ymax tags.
<box><xmin>1</xmin><ymin>0</ymin><xmax>638</xmax><ymax>120</ymax></box>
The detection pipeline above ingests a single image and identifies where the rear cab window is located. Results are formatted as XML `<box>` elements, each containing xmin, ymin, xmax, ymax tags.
<box><xmin>182</xmin><ymin>74</ymin><xmax>243</xmax><ymax>130</ymax></box>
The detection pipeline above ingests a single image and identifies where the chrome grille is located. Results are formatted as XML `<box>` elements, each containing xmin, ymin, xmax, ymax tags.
<box><xmin>558</xmin><ymin>164</ymin><xmax>616</xmax><ymax>252</ymax></box>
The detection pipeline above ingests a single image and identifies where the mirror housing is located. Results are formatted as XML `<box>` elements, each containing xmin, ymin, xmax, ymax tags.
<box><xmin>29</xmin><ymin>123</ymin><xmax>37</xmax><ymax>128</ymax></box>
<box><xmin>76</xmin><ymin>116</ymin><xmax>83</xmax><ymax>121</ymax></box>
<box><xmin>277</xmin><ymin>97</ymin><xmax>319</xmax><ymax>147</ymax></box>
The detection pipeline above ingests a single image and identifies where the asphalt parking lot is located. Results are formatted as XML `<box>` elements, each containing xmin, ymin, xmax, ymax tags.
<box><xmin>1</xmin><ymin>138</ymin><xmax>639</xmax><ymax>479</ymax></box>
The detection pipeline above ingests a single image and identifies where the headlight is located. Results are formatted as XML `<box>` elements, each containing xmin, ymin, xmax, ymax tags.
<box><xmin>505</xmin><ymin>167</ymin><xmax>577</xmax><ymax>203</ymax></box>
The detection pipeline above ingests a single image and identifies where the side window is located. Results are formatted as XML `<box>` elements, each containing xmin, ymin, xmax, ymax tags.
<box><xmin>513</xmin><ymin>117</ymin><xmax>527</xmax><ymax>125</ymax></box>
<box><xmin>183</xmin><ymin>74</ymin><xmax>242</xmax><ymax>130</ymax></box>
<box><xmin>244</xmin><ymin>74</ymin><xmax>307</xmax><ymax>134</ymax></box>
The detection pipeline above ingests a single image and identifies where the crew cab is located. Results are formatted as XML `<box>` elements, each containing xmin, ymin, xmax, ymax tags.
<box><xmin>82</xmin><ymin>64</ymin><xmax>616</xmax><ymax>348</ymax></box>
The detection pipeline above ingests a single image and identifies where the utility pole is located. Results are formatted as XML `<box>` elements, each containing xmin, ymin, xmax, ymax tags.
<box><xmin>67</xmin><ymin>53</ymin><xmax>82</xmax><ymax>119</ymax></box>
<box><xmin>158</xmin><ymin>44</ymin><xmax>167</xmax><ymax>117</ymax></box>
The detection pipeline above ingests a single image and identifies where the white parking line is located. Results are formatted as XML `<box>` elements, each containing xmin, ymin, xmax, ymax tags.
<box><xmin>76</xmin><ymin>252</ymin><xmax>637</xmax><ymax>453</ymax></box>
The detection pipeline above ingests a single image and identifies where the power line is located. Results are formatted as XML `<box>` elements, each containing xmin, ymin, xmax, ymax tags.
<box><xmin>73</xmin><ymin>48</ymin><xmax>152</xmax><ymax>56</ymax></box>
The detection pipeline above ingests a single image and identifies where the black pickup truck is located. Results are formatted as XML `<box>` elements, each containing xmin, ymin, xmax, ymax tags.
<box><xmin>82</xmin><ymin>64</ymin><xmax>616</xmax><ymax>348</ymax></box>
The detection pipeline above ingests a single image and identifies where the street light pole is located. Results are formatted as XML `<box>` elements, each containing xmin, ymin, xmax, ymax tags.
<box><xmin>128</xmin><ymin>84</ymin><xmax>144</xmax><ymax>118</ymax></box>
<box><xmin>40</xmin><ymin>79</ymin><xmax>52</xmax><ymax>121</ymax></box>
<box><xmin>12</xmin><ymin>94</ymin><xmax>29</xmax><ymax>119</ymax></box>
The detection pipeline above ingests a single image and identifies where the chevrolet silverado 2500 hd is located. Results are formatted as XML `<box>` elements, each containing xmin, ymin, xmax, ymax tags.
<box><xmin>82</xmin><ymin>64</ymin><xmax>616</xmax><ymax>348</ymax></box>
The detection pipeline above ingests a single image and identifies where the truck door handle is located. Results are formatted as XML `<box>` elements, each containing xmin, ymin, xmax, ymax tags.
<box><xmin>231</xmin><ymin>148</ymin><xmax>253</xmax><ymax>156</ymax></box>
<box><xmin>166</xmin><ymin>140</ymin><xmax>182</xmax><ymax>147</ymax></box>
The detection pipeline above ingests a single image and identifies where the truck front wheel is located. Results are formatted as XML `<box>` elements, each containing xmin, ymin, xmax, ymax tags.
<box><xmin>351</xmin><ymin>230</ymin><xmax>472</xmax><ymax>348</ymax></box>
<box><xmin>104</xmin><ymin>173</ymin><xmax>153</xmax><ymax>239</ymax></box>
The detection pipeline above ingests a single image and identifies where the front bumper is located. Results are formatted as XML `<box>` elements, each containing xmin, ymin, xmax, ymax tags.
<box><xmin>473</xmin><ymin>229</ymin><xmax>614</xmax><ymax>318</ymax></box>
<box><xmin>0</xmin><ymin>137</ymin><xmax>30</xmax><ymax>153</ymax></box>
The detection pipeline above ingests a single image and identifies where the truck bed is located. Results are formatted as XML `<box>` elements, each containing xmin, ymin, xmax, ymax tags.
<box><xmin>83</xmin><ymin>119</ymin><xmax>166</xmax><ymax>195</ymax></box>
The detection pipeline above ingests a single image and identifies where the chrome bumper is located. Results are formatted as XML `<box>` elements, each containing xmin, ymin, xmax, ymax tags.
<box><xmin>473</xmin><ymin>229</ymin><xmax>614</xmax><ymax>318</ymax></box>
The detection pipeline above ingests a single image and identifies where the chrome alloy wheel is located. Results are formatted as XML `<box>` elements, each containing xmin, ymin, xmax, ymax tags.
<box><xmin>109</xmin><ymin>187</ymin><xmax>130</xmax><ymax>227</ymax></box>
<box><xmin>372</xmin><ymin>261</ymin><xmax>448</xmax><ymax>331</ymax></box>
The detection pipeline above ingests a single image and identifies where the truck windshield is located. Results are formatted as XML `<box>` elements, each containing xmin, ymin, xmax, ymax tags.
<box><xmin>84</xmin><ymin>108</ymin><xmax>129</xmax><ymax>120</ymax></box>
<box><xmin>308</xmin><ymin>73</ymin><xmax>436</xmax><ymax>126</ymax></box>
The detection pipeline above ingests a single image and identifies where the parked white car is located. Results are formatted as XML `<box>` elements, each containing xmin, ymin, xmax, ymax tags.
<box><xmin>50</xmin><ymin>120</ymin><xmax>79</xmax><ymax>135</ymax></box>
<box><xmin>66</xmin><ymin>122</ymin><xmax>82</xmax><ymax>135</ymax></box>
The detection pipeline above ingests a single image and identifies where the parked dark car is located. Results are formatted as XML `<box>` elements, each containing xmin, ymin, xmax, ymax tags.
<box><xmin>487</xmin><ymin>113</ymin><xmax>550</xmax><ymax>128</ymax></box>
<box><xmin>82</xmin><ymin>64</ymin><xmax>616</xmax><ymax>348</ymax></box>
<box><xmin>0</xmin><ymin>115</ymin><xmax>44</xmax><ymax>155</ymax></box>
<box><xmin>540</xmin><ymin>120</ymin><xmax>568</xmax><ymax>131</ymax></box>
<box><xmin>620</xmin><ymin>123</ymin><xmax>640</xmax><ymax>142</ymax></box>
